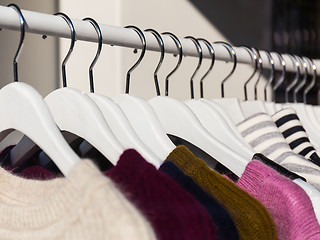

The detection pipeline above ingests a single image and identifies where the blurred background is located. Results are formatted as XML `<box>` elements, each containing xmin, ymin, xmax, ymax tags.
<box><xmin>0</xmin><ymin>0</ymin><xmax>319</xmax><ymax>103</ymax></box>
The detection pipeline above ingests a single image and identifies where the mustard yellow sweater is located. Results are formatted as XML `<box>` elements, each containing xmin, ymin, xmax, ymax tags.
<box><xmin>166</xmin><ymin>145</ymin><xmax>277</xmax><ymax>240</ymax></box>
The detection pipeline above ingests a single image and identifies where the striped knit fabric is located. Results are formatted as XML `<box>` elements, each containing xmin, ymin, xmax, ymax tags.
<box><xmin>272</xmin><ymin>108</ymin><xmax>320</xmax><ymax>167</ymax></box>
<box><xmin>237</xmin><ymin>112</ymin><xmax>320</xmax><ymax>191</ymax></box>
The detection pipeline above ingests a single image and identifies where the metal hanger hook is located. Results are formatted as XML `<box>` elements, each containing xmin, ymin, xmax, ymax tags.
<box><xmin>124</xmin><ymin>25</ymin><xmax>146</xmax><ymax>94</ymax></box>
<box><xmin>82</xmin><ymin>17</ymin><xmax>103</xmax><ymax>93</ymax></box>
<box><xmin>285</xmin><ymin>55</ymin><xmax>300</xmax><ymax>102</ymax></box>
<box><xmin>263</xmin><ymin>50</ymin><xmax>275</xmax><ymax>101</ymax></box>
<box><xmin>252</xmin><ymin>48</ymin><xmax>263</xmax><ymax>100</ymax></box>
<box><xmin>145</xmin><ymin>29</ymin><xmax>164</xmax><ymax>96</ymax></box>
<box><xmin>273</xmin><ymin>53</ymin><xmax>286</xmax><ymax>102</ymax></box>
<box><xmin>293</xmin><ymin>56</ymin><xmax>307</xmax><ymax>103</ymax></box>
<box><xmin>214</xmin><ymin>41</ymin><xmax>237</xmax><ymax>98</ymax></box>
<box><xmin>162</xmin><ymin>32</ymin><xmax>183</xmax><ymax>96</ymax></box>
<box><xmin>197</xmin><ymin>38</ymin><xmax>215</xmax><ymax>98</ymax></box>
<box><xmin>185</xmin><ymin>36</ymin><xmax>202</xmax><ymax>99</ymax></box>
<box><xmin>54</xmin><ymin>12</ymin><xmax>76</xmax><ymax>88</ymax></box>
<box><xmin>303</xmin><ymin>57</ymin><xmax>317</xmax><ymax>104</ymax></box>
<box><xmin>240</xmin><ymin>46</ymin><xmax>258</xmax><ymax>101</ymax></box>
<box><xmin>8</xmin><ymin>4</ymin><xmax>25</xmax><ymax>83</ymax></box>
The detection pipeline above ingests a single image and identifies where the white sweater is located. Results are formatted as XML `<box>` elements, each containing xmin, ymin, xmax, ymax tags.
<box><xmin>0</xmin><ymin>159</ymin><xmax>156</xmax><ymax>240</ymax></box>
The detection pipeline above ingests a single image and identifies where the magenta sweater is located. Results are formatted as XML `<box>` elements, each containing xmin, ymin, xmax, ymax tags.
<box><xmin>237</xmin><ymin>160</ymin><xmax>320</xmax><ymax>240</ymax></box>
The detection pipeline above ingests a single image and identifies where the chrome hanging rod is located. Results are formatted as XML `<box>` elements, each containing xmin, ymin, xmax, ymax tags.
<box><xmin>0</xmin><ymin>5</ymin><xmax>319</xmax><ymax>74</ymax></box>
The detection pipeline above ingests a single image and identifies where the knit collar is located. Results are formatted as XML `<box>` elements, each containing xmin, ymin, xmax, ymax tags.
<box><xmin>166</xmin><ymin>145</ymin><xmax>209</xmax><ymax>178</ymax></box>
<box><xmin>0</xmin><ymin>159</ymin><xmax>112</xmax><ymax>231</ymax></box>
<box><xmin>106</xmin><ymin>149</ymin><xmax>157</xmax><ymax>184</ymax></box>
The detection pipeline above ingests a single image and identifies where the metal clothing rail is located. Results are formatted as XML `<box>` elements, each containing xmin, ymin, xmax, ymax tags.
<box><xmin>0</xmin><ymin>5</ymin><xmax>319</xmax><ymax>74</ymax></box>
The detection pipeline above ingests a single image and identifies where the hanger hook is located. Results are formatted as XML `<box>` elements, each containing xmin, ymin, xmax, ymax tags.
<box><xmin>145</xmin><ymin>29</ymin><xmax>164</xmax><ymax>96</ymax></box>
<box><xmin>54</xmin><ymin>12</ymin><xmax>76</xmax><ymax>88</ymax></box>
<box><xmin>124</xmin><ymin>26</ymin><xmax>146</xmax><ymax>94</ymax></box>
<box><xmin>273</xmin><ymin>53</ymin><xmax>286</xmax><ymax>102</ymax></box>
<box><xmin>214</xmin><ymin>41</ymin><xmax>237</xmax><ymax>98</ymax></box>
<box><xmin>82</xmin><ymin>17</ymin><xmax>103</xmax><ymax>93</ymax></box>
<box><xmin>293</xmin><ymin>56</ymin><xmax>307</xmax><ymax>103</ymax></box>
<box><xmin>162</xmin><ymin>32</ymin><xmax>183</xmax><ymax>96</ymax></box>
<box><xmin>240</xmin><ymin>46</ymin><xmax>258</xmax><ymax>100</ymax></box>
<box><xmin>263</xmin><ymin>50</ymin><xmax>275</xmax><ymax>101</ymax></box>
<box><xmin>8</xmin><ymin>4</ymin><xmax>25</xmax><ymax>83</ymax></box>
<box><xmin>185</xmin><ymin>36</ymin><xmax>202</xmax><ymax>99</ymax></box>
<box><xmin>252</xmin><ymin>48</ymin><xmax>263</xmax><ymax>100</ymax></box>
<box><xmin>285</xmin><ymin>55</ymin><xmax>300</xmax><ymax>102</ymax></box>
<box><xmin>197</xmin><ymin>38</ymin><xmax>215</xmax><ymax>98</ymax></box>
<box><xmin>303</xmin><ymin>58</ymin><xmax>317</xmax><ymax>104</ymax></box>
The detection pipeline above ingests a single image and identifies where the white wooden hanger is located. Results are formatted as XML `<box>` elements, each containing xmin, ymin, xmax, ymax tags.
<box><xmin>1</xmin><ymin>83</ymin><xmax>81</xmax><ymax>176</ymax></box>
<box><xmin>290</xmin><ymin>56</ymin><xmax>315</xmax><ymax>119</ymax></box>
<box><xmin>147</xmin><ymin>33</ymin><xmax>248</xmax><ymax>177</ymax></box>
<box><xmin>75</xmin><ymin>18</ymin><xmax>162</xmax><ymax>168</ymax></box>
<box><xmin>241</xmin><ymin>49</ymin><xmax>286</xmax><ymax>116</ymax></box>
<box><xmin>45</xmin><ymin>13</ymin><xmax>126</xmax><ymax>164</ymax></box>
<box><xmin>239</xmin><ymin>46</ymin><xmax>269</xmax><ymax>117</ymax></box>
<box><xmin>2</xmin><ymin>4</ymin><xmax>80</xmax><ymax>176</ymax></box>
<box><xmin>150</xmin><ymin>96</ymin><xmax>249</xmax><ymax>177</ymax></box>
<box><xmin>11</xmin><ymin>12</ymin><xmax>125</xmax><ymax>167</ymax></box>
<box><xmin>210</xmin><ymin>42</ymin><xmax>245</xmax><ymax>124</ymax></box>
<box><xmin>262</xmin><ymin>51</ymin><xmax>280</xmax><ymax>115</ymax></box>
<box><xmin>304</xmin><ymin>59</ymin><xmax>320</xmax><ymax>131</ymax></box>
<box><xmin>113</xmin><ymin>26</ymin><xmax>176</xmax><ymax>162</ymax></box>
<box><xmin>186</xmin><ymin>42</ymin><xmax>250</xmax><ymax>143</ymax></box>
<box><xmin>294</xmin><ymin>57</ymin><xmax>320</xmax><ymax>149</ymax></box>
<box><xmin>200</xmin><ymin>99</ymin><xmax>253</xmax><ymax>148</ymax></box>
<box><xmin>182</xmin><ymin>38</ymin><xmax>254</xmax><ymax>159</ymax></box>
<box><xmin>281</xmin><ymin>55</ymin><xmax>320</xmax><ymax>148</ymax></box>
<box><xmin>269</xmin><ymin>53</ymin><xmax>287</xmax><ymax>112</ymax></box>
<box><xmin>161</xmin><ymin>34</ymin><xmax>254</xmax><ymax>159</ymax></box>
<box><xmin>88</xmin><ymin>94</ymin><xmax>163</xmax><ymax>167</ymax></box>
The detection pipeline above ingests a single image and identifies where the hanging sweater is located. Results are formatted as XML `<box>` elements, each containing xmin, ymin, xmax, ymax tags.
<box><xmin>236</xmin><ymin>157</ymin><xmax>320</xmax><ymax>240</ymax></box>
<box><xmin>105</xmin><ymin>149</ymin><xmax>217</xmax><ymax>240</ymax></box>
<box><xmin>237</xmin><ymin>112</ymin><xmax>320</xmax><ymax>223</ymax></box>
<box><xmin>237</xmin><ymin>112</ymin><xmax>320</xmax><ymax>191</ymax></box>
<box><xmin>166</xmin><ymin>145</ymin><xmax>277</xmax><ymax>240</ymax></box>
<box><xmin>160</xmin><ymin>160</ymin><xmax>239</xmax><ymax>240</ymax></box>
<box><xmin>0</xmin><ymin>159</ymin><xmax>156</xmax><ymax>240</ymax></box>
<box><xmin>6</xmin><ymin>147</ymin><xmax>320</xmax><ymax>239</ymax></box>
<box><xmin>272</xmin><ymin>108</ymin><xmax>320</xmax><ymax>167</ymax></box>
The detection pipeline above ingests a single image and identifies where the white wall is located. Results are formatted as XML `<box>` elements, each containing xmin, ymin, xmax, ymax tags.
<box><xmin>0</xmin><ymin>0</ymin><xmax>58</xmax><ymax>97</ymax></box>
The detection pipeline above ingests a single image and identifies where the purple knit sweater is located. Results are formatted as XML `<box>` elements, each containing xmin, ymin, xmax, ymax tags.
<box><xmin>105</xmin><ymin>149</ymin><xmax>217</xmax><ymax>240</ymax></box>
<box><xmin>237</xmin><ymin>160</ymin><xmax>320</xmax><ymax>240</ymax></box>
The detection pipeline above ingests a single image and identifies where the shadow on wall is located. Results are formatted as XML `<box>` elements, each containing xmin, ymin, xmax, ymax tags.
<box><xmin>0</xmin><ymin>0</ymin><xmax>59</xmax><ymax>96</ymax></box>
<box><xmin>187</xmin><ymin>0</ymin><xmax>272</xmax><ymax>50</ymax></box>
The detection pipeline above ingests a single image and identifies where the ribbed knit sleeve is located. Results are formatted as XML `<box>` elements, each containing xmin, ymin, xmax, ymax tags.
<box><xmin>105</xmin><ymin>149</ymin><xmax>217</xmax><ymax>240</ymax></box>
<box><xmin>237</xmin><ymin>159</ymin><xmax>320</xmax><ymax>240</ymax></box>
<box><xmin>166</xmin><ymin>145</ymin><xmax>277</xmax><ymax>240</ymax></box>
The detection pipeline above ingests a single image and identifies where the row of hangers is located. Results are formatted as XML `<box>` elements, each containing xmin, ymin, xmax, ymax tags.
<box><xmin>1</xmin><ymin>4</ymin><xmax>318</xmax><ymax>181</ymax></box>
<box><xmin>213</xmin><ymin>44</ymin><xmax>320</xmax><ymax>151</ymax></box>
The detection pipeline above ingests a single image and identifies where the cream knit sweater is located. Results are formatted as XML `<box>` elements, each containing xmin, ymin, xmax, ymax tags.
<box><xmin>0</xmin><ymin>159</ymin><xmax>156</xmax><ymax>240</ymax></box>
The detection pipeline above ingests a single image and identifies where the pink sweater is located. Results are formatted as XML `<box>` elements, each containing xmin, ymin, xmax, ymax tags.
<box><xmin>237</xmin><ymin>160</ymin><xmax>320</xmax><ymax>240</ymax></box>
